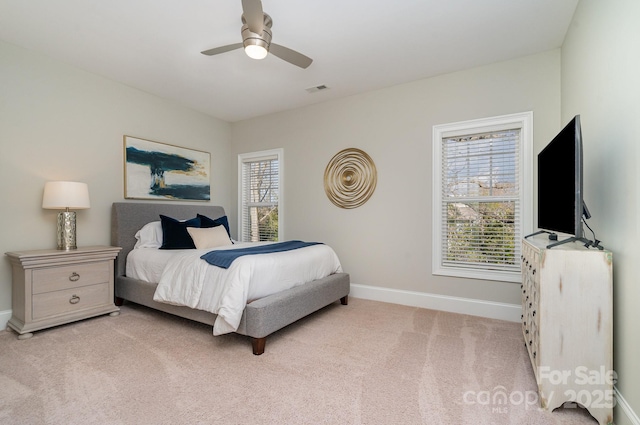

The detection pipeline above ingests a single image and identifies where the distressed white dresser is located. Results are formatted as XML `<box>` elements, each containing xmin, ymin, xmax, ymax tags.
<box><xmin>521</xmin><ymin>234</ymin><xmax>613</xmax><ymax>425</ymax></box>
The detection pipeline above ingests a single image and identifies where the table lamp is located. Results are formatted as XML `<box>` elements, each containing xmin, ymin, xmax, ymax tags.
<box><xmin>42</xmin><ymin>181</ymin><xmax>91</xmax><ymax>250</ymax></box>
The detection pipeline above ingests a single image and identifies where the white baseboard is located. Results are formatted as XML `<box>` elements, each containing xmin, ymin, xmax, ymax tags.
<box><xmin>349</xmin><ymin>283</ymin><xmax>521</xmax><ymax>322</ymax></box>
<box><xmin>0</xmin><ymin>309</ymin><xmax>11</xmax><ymax>331</ymax></box>
<box><xmin>615</xmin><ymin>386</ymin><xmax>640</xmax><ymax>425</ymax></box>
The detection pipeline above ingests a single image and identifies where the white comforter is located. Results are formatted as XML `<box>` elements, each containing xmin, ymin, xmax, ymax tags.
<box><xmin>126</xmin><ymin>242</ymin><xmax>342</xmax><ymax>335</ymax></box>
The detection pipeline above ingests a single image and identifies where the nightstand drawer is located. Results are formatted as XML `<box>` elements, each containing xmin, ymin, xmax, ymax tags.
<box><xmin>32</xmin><ymin>282</ymin><xmax>110</xmax><ymax>320</ymax></box>
<box><xmin>32</xmin><ymin>261</ymin><xmax>110</xmax><ymax>294</ymax></box>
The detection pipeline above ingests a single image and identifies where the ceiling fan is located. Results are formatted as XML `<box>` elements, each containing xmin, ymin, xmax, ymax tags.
<box><xmin>201</xmin><ymin>0</ymin><xmax>313</xmax><ymax>69</ymax></box>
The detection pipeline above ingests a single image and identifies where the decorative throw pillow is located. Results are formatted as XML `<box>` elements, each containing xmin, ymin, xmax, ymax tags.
<box><xmin>159</xmin><ymin>215</ymin><xmax>201</xmax><ymax>249</ymax></box>
<box><xmin>133</xmin><ymin>221</ymin><xmax>163</xmax><ymax>249</ymax></box>
<box><xmin>187</xmin><ymin>226</ymin><xmax>233</xmax><ymax>250</ymax></box>
<box><xmin>198</xmin><ymin>214</ymin><xmax>231</xmax><ymax>238</ymax></box>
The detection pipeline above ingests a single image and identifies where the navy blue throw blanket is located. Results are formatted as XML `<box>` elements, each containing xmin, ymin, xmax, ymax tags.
<box><xmin>200</xmin><ymin>240</ymin><xmax>323</xmax><ymax>269</ymax></box>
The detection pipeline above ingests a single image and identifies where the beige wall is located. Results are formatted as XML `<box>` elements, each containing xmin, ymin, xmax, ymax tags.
<box><xmin>0</xmin><ymin>40</ymin><xmax>232</xmax><ymax>314</ymax></box>
<box><xmin>231</xmin><ymin>50</ymin><xmax>561</xmax><ymax>305</ymax></box>
<box><xmin>562</xmin><ymin>0</ymin><xmax>640</xmax><ymax>423</ymax></box>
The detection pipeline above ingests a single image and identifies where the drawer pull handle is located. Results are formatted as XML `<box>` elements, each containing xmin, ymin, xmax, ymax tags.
<box><xmin>69</xmin><ymin>295</ymin><xmax>80</xmax><ymax>304</ymax></box>
<box><xmin>69</xmin><ymin>272</ymin><xmax>80</xmax><ymax>282</ymax></box>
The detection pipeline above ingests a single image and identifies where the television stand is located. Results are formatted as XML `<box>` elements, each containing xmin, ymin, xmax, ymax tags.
<box><xmin>525</xmin><ymin>230</ymin><xmax>594</xmax><ymax>249</ymax></box>
<box><xmin>545</xmin><ymin>235</ymin><xmax>592</xmax><ymax>249</ymax></box>
<box><xmin>524</xmin><ymin>230</ymin><xmax>556</xmax><ymax>240</ymax></box>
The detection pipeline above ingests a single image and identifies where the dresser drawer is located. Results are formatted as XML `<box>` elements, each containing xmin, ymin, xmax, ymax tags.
<box><xmin>32</xmin><ymin>261</ymin><xmax>110</xmax><ymax>294</ymax></box>
<box><xmin>32</xmin><ymin>282</ymin><xmax>110</xmax><ymax>320</ymax></box>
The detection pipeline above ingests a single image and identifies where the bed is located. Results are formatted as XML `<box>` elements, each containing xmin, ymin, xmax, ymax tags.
<box><xmin>111</xmin><ymin>202</ymin><xmax>350</xmax><ymax>355</ymax></box>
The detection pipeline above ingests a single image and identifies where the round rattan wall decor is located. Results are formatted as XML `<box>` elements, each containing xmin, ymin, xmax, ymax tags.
<box><xmin>324</xmin><ymin>148</ymin><xmax>377</xmax><ymax>209</ymax></box>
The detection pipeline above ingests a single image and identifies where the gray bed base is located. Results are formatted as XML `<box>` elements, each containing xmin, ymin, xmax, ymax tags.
<box><xmin>111</xmin><ymin>202</ymin><xmax>350</xmax><ymax>355</ymax></box>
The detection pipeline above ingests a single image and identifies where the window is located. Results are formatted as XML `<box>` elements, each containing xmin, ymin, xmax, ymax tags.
<box><xmin>238</xmin><ymin>149</ymin><xmax>283</xmax><ymax>242</ymax></box>
<box><xmin>432</xmin><ymin>112</ymin><xmax>532</xmax><ymax>283</ymax></box>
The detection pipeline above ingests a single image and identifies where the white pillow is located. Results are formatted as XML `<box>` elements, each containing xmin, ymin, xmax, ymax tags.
<box><xmin>187</xmin><ymin>226</ymin><xmax>233</xmax><ymax>250</ymax></box>
<box><xmin>133</xmin><ymin>221</ymin><xmax>163</xmax><ymax>249</ymax></box>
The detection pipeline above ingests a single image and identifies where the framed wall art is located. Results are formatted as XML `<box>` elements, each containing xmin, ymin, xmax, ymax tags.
<box><xmin>124</xmin><ymin>136</ymin><xmax>211</xmax><ymax>201</ymax></box>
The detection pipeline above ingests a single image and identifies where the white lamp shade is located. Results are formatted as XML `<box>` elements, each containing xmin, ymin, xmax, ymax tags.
<box><xmin>42</xmin><ymin>181</ymin><xmax>91</xmax><ymax>210</ymax></box>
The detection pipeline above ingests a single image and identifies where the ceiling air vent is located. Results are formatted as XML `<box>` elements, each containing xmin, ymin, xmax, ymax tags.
<box><xmin>306</xmin><ymin>84</ymin><xmax>329</xmax><ymax>93</ymax></box>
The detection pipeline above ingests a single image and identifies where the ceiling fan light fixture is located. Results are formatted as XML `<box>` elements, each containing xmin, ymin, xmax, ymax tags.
<box><xmin>245</xmin><ymin>44</ymin><xmax>268</xmax><ymax>60</ymax></box>
<box><xmin>241</xmin><ymin>17</ymin><xmax>271</xmax><ymax>61</ymax></box>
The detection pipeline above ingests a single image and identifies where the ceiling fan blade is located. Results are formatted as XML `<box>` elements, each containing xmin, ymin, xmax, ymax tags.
<box><xmin>269</xmin><ymin>44</ymin><xmax>313</xmax><ymax>69</ymax></box>
<box><xmin>242</xmin><ymin>0</ymin><xmax>264</xmax><ymax>34</ymax></box>
<box><xmin>201</xmin><ymin>43</ymin><xmax>244</xmax><ymax>56</ymax></box>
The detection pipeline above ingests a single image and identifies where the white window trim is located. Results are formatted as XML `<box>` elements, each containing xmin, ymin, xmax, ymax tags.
<box><xmin>237</xmin><ymin>148</ymin><xmax>284</xmax><ymax>242</ymax></box>
<box><xmin>432</xmin><ymin>112</ymin><xmax>533</xmax><ymax>283</ymax></box>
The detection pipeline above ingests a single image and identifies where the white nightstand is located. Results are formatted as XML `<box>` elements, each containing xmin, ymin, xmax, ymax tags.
<box><xmin>5</xmin><ymin>246</ymin><xmax>122</xmax><ymax>339</ymax></box>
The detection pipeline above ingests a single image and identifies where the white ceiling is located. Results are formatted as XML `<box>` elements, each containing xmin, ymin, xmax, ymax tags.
<box><xmin>0</xmin><ymin>0</ymin><xmax>578</xmax><ymax>122</ymax></box>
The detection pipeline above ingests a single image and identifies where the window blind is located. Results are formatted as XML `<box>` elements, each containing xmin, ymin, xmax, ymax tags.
<box><xmin>440</xmin><ymin>129</ymin><xmax>521</xmax><ymax>272</ymax></box>
<box><xmin>240</xmin><ymin>156</ymin><xmax>279</xmax><ymax>242</ymax></box>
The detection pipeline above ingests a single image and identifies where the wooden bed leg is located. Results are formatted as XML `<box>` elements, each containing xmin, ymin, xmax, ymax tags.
<box><xmin>340</xmin><ymin>295</ymin><xmax>348</xmax><ymax>305</ymax></box>
<box><xmin>115</xmin><ymin>296</ymin><xmax>124</xmax><ymax>306</ymax></box>
<box><xmin>252</xmin><ymin>337</ymin><xmax>266</xmax><ymax>355</ymax></box>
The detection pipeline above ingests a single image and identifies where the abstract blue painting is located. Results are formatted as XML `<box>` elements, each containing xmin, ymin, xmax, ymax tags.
<box><xmin>124</xmin><ymin>136</ymin><xmax>210</xmax><ymax>201</ymax></box>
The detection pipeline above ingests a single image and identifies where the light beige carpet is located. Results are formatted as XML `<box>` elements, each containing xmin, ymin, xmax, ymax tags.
<box><xmin>0</xmin><ymin>298</ymin><xmax>599</xmax><ymax>425</ymax></box>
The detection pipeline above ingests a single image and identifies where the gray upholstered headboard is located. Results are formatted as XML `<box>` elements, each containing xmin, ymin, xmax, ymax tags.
<box><xmin>111</xmin><ymin>202</ymin><xmax>227</xmax><ymax>278</ymax></box>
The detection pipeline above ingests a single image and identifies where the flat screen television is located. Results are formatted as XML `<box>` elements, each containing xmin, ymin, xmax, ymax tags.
<box><xmin>533</xmin><ymin>114</ymin><xmax>592</xmax><ymax>248</ymax></box>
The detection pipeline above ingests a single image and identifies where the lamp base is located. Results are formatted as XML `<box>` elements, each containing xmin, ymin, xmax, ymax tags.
<box><xmin>57</xmin><ymin>211</ymin><xmax>77</xmax><ymax>250</ymax></box>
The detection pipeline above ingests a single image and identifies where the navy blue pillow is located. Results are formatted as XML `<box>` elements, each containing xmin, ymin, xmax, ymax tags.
<box><xmin>198</xmin><ymin>214</ymin><xmax>231</xmax><ymax>238</ymax></box>
<box><xmin>159</xmin><ymin>215</ymin><xmax>201</xmax><ymax>249</ymax></box>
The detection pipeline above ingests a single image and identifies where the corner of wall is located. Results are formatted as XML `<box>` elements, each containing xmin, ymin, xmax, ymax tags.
<box><xmin>0</xmin><ymin>309</ymin><xmax>12</xmax><ymax>333</ymax></box>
